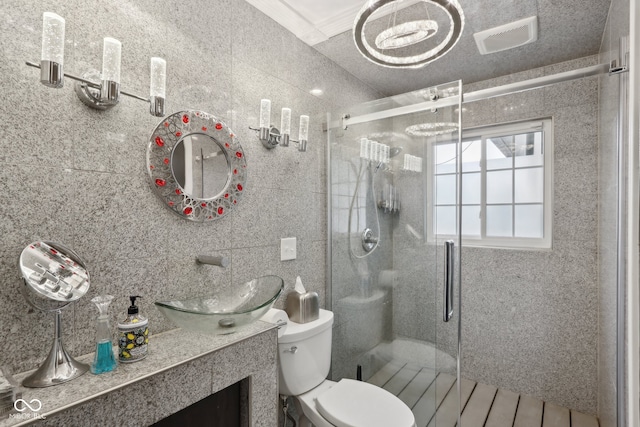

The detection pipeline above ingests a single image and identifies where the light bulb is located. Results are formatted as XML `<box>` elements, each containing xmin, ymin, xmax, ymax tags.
<box><xmin>259</xmin><ymin>99</ymin><xmax>271</xmax><ymax>129</ymax></box>
<box><xmin>281</xmin><ymin>108</ymin><xmax>291</xmax><ymax>135</ymax></box>
<box><xmin>41</xmin><ymin>12</ymin><xmax>65</xmax><ymax>64</ymax></box>
<box><xmin>102</xmin><ymin>37</ymin><xmax>121</xmax><ymax>83</ymax></box>
<box><xmin>298</xmin><ymin>115</ymin><xmax>309</xmax><ymax>141</ymax></box>
<box><xmin>298</xmin><ymin>115</ymin><xmax>310</xmax><ymax>152</ymax></box>
<box><xmin>149</xmin><ymin>57</ymin><xmax>166</xmax><ymax>98</ymax></box>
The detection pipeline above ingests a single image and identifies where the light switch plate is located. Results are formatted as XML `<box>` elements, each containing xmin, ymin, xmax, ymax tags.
<box><xmin>280</xmin><ymin>237</ymin><xmax>297</xmax><ymax>261</ymax></box>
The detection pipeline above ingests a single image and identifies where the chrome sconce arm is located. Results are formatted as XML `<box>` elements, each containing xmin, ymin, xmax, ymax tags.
<box><xmin>30</xmin><ymin>12</ymin><xmax>167</xmax><ymax>117</ymax></box>
<box><xmin>250</xmin><ymin>99</ymin><xmax>309</xmax><ymax>151</ymax></box>
<box><xmin>248</xmin><ymin>125</ymin><xmax>307</xmax><ymax>151</ymax></box>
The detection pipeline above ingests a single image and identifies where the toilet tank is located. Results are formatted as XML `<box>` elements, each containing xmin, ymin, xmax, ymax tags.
<box><xmin>278</xmin><ymin>309</ymin><xmax>333</xmax><ymax>396</ymax></box>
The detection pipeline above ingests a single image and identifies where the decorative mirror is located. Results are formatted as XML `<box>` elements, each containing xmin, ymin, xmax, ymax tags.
<box><xmin>18</xmin><ymin>241</ymin><xmax>91</xmax><ymax>387</ymax></box>
<box><xmin>147</xmin><ymin>110</ymin><xmax>247</xmax><ymax>221</ymax></box>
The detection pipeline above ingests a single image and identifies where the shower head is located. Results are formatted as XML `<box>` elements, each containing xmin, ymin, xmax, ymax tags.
<box><xmin>389</xmin><ymin>146</ymin><xmax>403</xmax><ymax>158</ymax></box>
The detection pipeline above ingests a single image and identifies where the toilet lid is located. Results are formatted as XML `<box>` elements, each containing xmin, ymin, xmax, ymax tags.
<box><xmin>315</xmin><ymin>379</ymin><xmax>415</xmax><ymax>427</ymax></box>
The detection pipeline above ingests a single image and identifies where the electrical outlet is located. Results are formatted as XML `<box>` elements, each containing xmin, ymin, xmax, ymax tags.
<box><xmin>280</xmin><ymin>237</ymin><xmax>296</xmax><ymax>261</ymax></box>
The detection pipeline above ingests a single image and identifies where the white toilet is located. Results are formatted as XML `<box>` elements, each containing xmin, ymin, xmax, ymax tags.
<box><xmin>278</xmin><ymin>309</ymin><xmax>416</xmax><ymax>427</ymax></box>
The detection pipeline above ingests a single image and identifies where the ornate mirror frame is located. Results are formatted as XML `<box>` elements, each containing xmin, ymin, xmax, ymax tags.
<box><xmin>147</xmin><ymin>110</ymin><xmax>247</xmax><ymax>221</ymax></box>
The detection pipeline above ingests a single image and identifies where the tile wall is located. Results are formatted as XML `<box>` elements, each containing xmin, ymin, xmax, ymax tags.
<box><xmin>1</xmin><ymin>0</ymin><xmax>615</xmax><ymax>419</ymax></box>
<box><xmin>442</xmin><ymin>57</ymin><xmax>600</xmax><ymax>414</ymax></box>
<box><xmin>0</xmin><ymin>0</ymin><xmax>379</xmax><ymax>376</ymax></box>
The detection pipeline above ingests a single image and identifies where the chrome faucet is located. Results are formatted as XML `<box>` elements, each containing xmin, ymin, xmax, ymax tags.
<box><xmin>195</xmin><ymin>255</ymin><xmax>229</xmax><ymax>268</ymax></box>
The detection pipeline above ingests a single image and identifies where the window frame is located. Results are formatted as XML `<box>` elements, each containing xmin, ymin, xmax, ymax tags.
<box><xmin>427</xmin><ymin>118</ymin><xmax>554</xmax><ymax>249</ymax></box>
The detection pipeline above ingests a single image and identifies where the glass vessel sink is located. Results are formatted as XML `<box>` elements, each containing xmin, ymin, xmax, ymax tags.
<box><xmin>155</xmin><ymin>275</ymin><xmax>284</xmax><ymax>335</ymax></box>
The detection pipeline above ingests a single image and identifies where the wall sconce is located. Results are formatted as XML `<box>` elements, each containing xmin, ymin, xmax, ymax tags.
<box><xmin>149</xmin><ymin>57</ymin><xmax>167</xmax><ymax>117</ymax></box>
<box><xmin>249</xmin><ymin>99</ymin><xmax>310</xmax><ymax>152</ymax></box>
<box><xmin>26</xmin><ymin>12</ymin><xmax>167</xmax><ymax>117</ymax></box>
<box><xmin>40</xmin><ymin>12</ymin><xmax>65</xmax><ymax>88</ymax></box>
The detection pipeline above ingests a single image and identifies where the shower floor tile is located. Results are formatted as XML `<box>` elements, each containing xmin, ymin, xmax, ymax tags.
<box><xmin>367</xmin><ymin>362</ymin><xmax>599</xmax><ymax>427</ymax></box>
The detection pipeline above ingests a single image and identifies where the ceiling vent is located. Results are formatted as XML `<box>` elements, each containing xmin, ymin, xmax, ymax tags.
<box><xmin>473</xmin><ymin>16</ymin><xmax>538</xmax><ymax>55</ymax></box>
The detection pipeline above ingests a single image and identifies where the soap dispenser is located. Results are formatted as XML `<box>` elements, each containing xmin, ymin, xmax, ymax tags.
<box><xmin>117</xmin><ymin>296</ymin><xmax>149</xmax><ymax>363</ymax></box>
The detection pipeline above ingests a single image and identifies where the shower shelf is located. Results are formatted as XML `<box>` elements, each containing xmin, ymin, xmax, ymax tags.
<box><xmin>378</xmin><ymin>199</ymin><xmax>399</xmax><ymax>214</ymax></box>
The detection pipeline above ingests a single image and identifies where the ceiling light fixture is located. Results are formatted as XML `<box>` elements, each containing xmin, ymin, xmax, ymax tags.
<box><xmin>405</xmin><ymin>122</ymin><xmax>459</xmax><ymax>137</ymax></box>
<box><xmin>375</xmin><ymin>19</ymin><xmax>438</xmax><ymax>50</ymax></box>
<box><xmin>353</xmin><ymin>0</ymin><xmax>464</xmax><ymax>69</ymax></box>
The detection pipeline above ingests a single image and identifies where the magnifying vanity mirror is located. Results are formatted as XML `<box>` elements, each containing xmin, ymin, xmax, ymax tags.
<box><xmin>19</xmin><ymin>241</ymin><xmax>90</xmax><ymax>387</ymax></box>
<box><xmin>147</xmin><ymin>111</ymin><xmax>247</xmax><ymax>221</ymax></box>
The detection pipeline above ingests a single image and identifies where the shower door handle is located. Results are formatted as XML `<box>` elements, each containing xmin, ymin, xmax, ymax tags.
<box><xmin>443</xmin><ymin>240</ymin><xmax>455</xmax><ymax>322</ymax></box>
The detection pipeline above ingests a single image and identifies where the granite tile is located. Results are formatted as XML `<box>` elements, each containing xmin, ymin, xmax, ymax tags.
<box><xmin>461</xmin><ymin>98</ymin><xmax>498</xmax><ymax>129</ymax></box>
<box><xmin>544</xmin><ymin>76</ymin><xmax>599</xmax><ymax>110</ymax></box>
<box><xmin>494</xmin><ymin>89</ymin><xmax>546</xmax><ymax>123</ymax></box>
<box><xmin>230</xmin><ymin>185</ymin><xmax>319</xmax><ymax>248</ymax></box>
<box><xmin>231</xmin><ymin>1</ymin><xmax>380</xmax><ymax>108</ymax></box>
<box><xmin>553</xmin><ymin>189</ymin><xmax>598</xmax><ymax>243</ymax></box>
<box><xmin>66</xmin><ymin>170</ymin><xmax>152</xmax><ymax>264</ymax></box>
<box><xmin>553</xmin><ymin>103</ymin><xmax>599</xmax><ymax>157</ymax></box>
<box><xmin>16</xmin><ymin>325</ymin><xmax>276</xmax><ymax>427</ymax></box>
<box><xmin>0</xmin><ymin>0</ymin><xmax>374</xmax><ymax>389</ymax></box>
<box><xmin>149</xmin><ymin>356</ymin><xmax>214</xmax><ymax>422</ymax></box>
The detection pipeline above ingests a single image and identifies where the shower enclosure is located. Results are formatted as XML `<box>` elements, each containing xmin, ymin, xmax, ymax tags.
<box><xmin>327</xmin><ymin>45</ymin><xmax>636</xmax><ymax>425</ymax></box>
<box><xmin>327</xmin><ymin>80</ymin><xmax>463</xmax><ymax>425</ymax></box>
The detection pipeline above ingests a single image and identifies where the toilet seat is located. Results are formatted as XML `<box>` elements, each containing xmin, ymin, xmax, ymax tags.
<box><xmin>315</xmin><ymin>379</ymin><xmax>415</xmax><ymax>427</ymax></box>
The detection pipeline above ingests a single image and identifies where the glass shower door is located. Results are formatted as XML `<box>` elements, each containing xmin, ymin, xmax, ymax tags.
<box><xmin>327</xmin><ymin>80</ymin><xmax>462</xmax><ymax>427</ymax></box>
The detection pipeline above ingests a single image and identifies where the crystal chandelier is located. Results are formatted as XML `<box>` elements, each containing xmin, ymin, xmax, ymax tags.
<box><xmin>405</xmin><ymin>122</ymin><xmax>459</xmax><ymax>136</ymax></box>
<box><xmin>353</xmin><ymin>0</ymin><xmax>465</xmax><ymax>69</ymax></box>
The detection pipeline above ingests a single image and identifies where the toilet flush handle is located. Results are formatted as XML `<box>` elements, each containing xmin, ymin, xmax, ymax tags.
<box><xmin>283</xmin><ymin>346</ymin><xmax>298</xmax><ymax>354</ymax></box>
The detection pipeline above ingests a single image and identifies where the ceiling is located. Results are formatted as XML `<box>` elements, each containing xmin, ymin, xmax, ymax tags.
<box><xmin>246</xmin><ymin>0</ymin><xmax>612</xmax><ymax>96</ymax></box>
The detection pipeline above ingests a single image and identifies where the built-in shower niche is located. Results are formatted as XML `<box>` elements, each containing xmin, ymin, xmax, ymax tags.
<box><xmin>152</xmin><ymin>378</ymin><xmax>248</xmax><ymax>427</ymax></box>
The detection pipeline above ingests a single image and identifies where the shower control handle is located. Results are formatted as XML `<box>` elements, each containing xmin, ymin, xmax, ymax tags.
<box><xmin>361</xmin><ymin>228</ymin><xmax>378</xmax><ymax>252</ymax></box>
<box><xmin>443</xmin><ymin>240</ymin><xmax>455</xmax><ymax>322</ymax></box>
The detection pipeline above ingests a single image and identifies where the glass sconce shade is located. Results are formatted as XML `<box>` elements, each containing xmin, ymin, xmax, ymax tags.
<box><xmin>41</xmin><ymin>12</ymin><xmax>65</xmax><ymax>64</ymax></box>
<box><xmin>298</xmin><ymin>115</ymin><xmax>309</xmax><ymax>141</ymax></box>
<box><xmin>102</xmin><ymin>37</ymin><xmax>121</xmax><ymax>83</ymax></box>
<box><xmin>259</xmin><ymin>99</ymin><xmax>271</xmax><ymax>128</ymax></box>
<box><xmin>149</xmin><ymin>57</ymin><xmax>166</xmax><ymax>98</ymax></box>
<box><xmin>281</xmin><ymin>108</ymin><xmax>291</xmax><ymax>135</ymax></box>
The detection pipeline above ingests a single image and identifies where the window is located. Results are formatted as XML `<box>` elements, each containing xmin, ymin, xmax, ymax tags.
<box><xmin>429</xmin><ymin>119</ymin><xmax>553</xmax><ymax>248</ymax></box>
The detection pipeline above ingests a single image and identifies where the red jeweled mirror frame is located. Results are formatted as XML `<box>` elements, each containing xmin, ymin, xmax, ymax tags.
<box><xmin>147</xmin><ymin>111</ymin><xmax>247</xmax><ymax>222</ymax></box>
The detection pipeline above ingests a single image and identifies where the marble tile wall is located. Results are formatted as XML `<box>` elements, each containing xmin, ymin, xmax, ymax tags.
<box><xmin>0</xmin><ymin>0</ymin><xmax>380</xmax><ymax>376</ymax></box>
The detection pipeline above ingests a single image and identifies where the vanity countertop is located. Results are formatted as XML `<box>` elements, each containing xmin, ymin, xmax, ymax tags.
<box><xmin>1</xmin><ymin>321</ymin><xmax>277</xmax><ymax>426</ymax></box>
